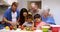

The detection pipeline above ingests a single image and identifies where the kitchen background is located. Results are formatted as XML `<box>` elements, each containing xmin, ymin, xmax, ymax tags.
<box><xmin>0</xmin><ymin>0</ymin><xmax>60</xmax><ymax>25</ymax></box>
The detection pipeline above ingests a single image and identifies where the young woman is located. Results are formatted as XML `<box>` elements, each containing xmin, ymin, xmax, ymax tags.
<box><xmin>19</xmin><ymin>8</ymin><xmax>28</xmax><ymax>25</ymax></box>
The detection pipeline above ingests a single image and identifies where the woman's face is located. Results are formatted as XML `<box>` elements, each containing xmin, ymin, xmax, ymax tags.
<box><xmin>43</xmin><ymin>11</ymin><xmax>49</xmax><ymax>18</ymax></box>
<box><xmin>23</xmin><ymin>12</ymin><xmax>28</xmax><ymax>17</ymax></box>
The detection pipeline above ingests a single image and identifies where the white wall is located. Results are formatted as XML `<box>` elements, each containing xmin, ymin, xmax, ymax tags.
<box><xmin>42</xmin><ymin>0</ymin><xmax>60</xmax><ymax>25</ymax></box>
<box><xmin>4</xmin><ymin>0</ymin><xmax>18</xmax><ymax>5</ymax></box>
<box><xmin>18</xmin><ymin>0</ymin><xmax>41</xmax><ymax>9</ymax></box>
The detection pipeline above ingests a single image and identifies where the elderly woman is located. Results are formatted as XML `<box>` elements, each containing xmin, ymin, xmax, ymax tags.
<box><xmin>41</xmin><ymin>9</ymin><xmax>56</xmax><ymax>25</ymax></box>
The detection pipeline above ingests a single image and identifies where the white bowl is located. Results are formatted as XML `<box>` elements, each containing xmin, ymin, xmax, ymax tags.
<box><xmin>35</xmin><ymin>30</ymin><xmax>42</xmax><ymax>32</ymax></box>
<box><xmin>42</xmin><ymin>26</ymin><xmax>50</xmax><ymax>28</ymax></box>
<box><xmin>50</xmin><ymin>25</ymin><xmax>60</xmax><ymax>27</ymax></box>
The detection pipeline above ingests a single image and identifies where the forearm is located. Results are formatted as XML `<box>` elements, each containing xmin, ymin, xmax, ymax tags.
<box><xmin>3</xmin><ymin>17</ymin><xmax>11</xmax><ymax>24</ymax></box>
<box><xmin>16</xmin><ymin>19</ymin><xmax>20</xmax><ymax>25</ymax></box>
<box><xmin>17</xmin><ymin>17</ymin><xmax>20</xmax><ymax>22</ymax></box>
<box><xmin>32</xmin><ymin>22</ymin><xmax>34</xmax><ymax>27</ymax></box>
<box><xmin>16</xmin><ymin>17</ymin><xmax>20</xmax><ymax>25</ymax></box>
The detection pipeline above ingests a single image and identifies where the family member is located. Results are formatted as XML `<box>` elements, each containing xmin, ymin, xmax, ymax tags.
<box><xmin>34</xmin><ymin>14</ymin><xmax>47</xmax><ymax>29</ymax></box>
<box><xmin>3</xmin><ymin>2</ymin><xmax>20</xmax><ymax>26</ymax></box>
<box><xmin>29</xmin><ymin>3</ymin><xmax>42</xmax><ymax>17</ymax></box>
<box><xmin>23</xmin><ymin>14</ymin><xmax>34</xmax><ymax>28</ymax></box>
<box><xmin>20</xmin><ymin>8</ymin><xmax>28</xmax><ymax>25</ymax></box>
<box><xmin>42</xmin><ymin>10</ymin><xmax>56</xmax><ymax>25</ymax></box>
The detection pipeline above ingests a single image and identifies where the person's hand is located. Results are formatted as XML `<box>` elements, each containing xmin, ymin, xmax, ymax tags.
<box><xmin>10</xmin><ymin>22</ymin><xmax>15</xmax><ymax>26</ymax></box>
<box><xmin>16</xmin><ymin>22</ymin><xmax>19</xmax><ymax>25</ymax></box>
<box><xmin>31</xmin><ymin>27</ymin><xmax>36</xmax><ymax>31</ymax></box>
<box><xmin>10</xmin><ymin>22</ymin><xmax>17</xmax><ymax>26</ymax></box>
<box><xmin>8</xmin><ymin>21</ymin><xmax>19</xmax><ymax>26</ymax></box>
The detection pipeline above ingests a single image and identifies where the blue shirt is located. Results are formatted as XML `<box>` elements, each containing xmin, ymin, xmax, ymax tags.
<box><xmin>3</xmin><ymin>8</ymin><xmax>20</xmax><ymax>26</ymax></box>
<box><xmin>41</xmin><ymin>15</ymin><xmax>56</xmax><ymax>25</ymax></box>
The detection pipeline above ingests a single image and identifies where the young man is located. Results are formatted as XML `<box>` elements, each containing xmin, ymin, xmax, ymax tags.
<box><xmin>2</xmin><ymin>2</ymin><xmax>20</xmax><ymax>26</ymax></box>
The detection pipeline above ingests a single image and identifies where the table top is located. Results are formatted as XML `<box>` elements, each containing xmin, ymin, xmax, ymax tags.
<box><xmin>0</xmin><ymin>28</ymin><xmax>52</xmax><ymax>32</ymax></box>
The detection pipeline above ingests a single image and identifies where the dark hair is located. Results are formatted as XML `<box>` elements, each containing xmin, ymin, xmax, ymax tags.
<box><xmin>34</xmin><ymin>14</ymin><xmax>41</xmax><ymax>19</ymax></box>
<box><xmin>12</xmin><ymin>2</ymin><xmax>18</xmax><ymax>7</ymax></box>
<box><xmin>34</xmin><ymin>14</ymin><xmax>42</xmax><ymax>27</ymax></box>
<box><xmin>27</xmin><ymin>14</ymin><xmax>33</xmax><ymax>19</ymax></box>
<box><xmin>20</xmin><ymin>8</ymin><xmax>28</xmax><ymax>25</ymax></box>
<box><xmin>27</xmin><ymin>14</ymin><xmax>33</xmax><ymax>23</ymax></box>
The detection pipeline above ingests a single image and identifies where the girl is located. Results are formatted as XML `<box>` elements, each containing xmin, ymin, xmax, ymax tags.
<box><xmin>34</xmin><ymin>14</ymin><xmax>47</xmax><ymax>30</ymax></box>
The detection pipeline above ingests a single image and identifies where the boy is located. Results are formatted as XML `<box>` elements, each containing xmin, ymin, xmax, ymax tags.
<box><xmin>23</xmin><ymin>14</ymin><xmax>34</xmax><ymax>28</ymax></box>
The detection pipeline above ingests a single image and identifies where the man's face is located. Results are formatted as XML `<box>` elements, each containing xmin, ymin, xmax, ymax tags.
<box><xmin>31</xmin><ymin>6</ymin><xmax>38</xmax><ymax>11</ymax></box>
<box><xmin>11</xmin><ymin>5</ymin><xmax>17</xmax><ymax>12</ymax></box>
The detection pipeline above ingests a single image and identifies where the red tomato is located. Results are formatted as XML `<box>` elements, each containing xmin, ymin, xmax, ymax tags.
<box><xmin>18</xmin><ymin>25</ymin><xmax>24</xmax><ymax>30</ymax></box>
<box><xmin>10</xmin><ymin>26</ymin><xmax>13</xmax><ymax>30</ymax></box>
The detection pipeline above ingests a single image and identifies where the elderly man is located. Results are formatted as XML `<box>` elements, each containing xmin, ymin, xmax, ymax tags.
<box><xmin>29</xmin><ymin>3</ymin><xmax>43</xmax><ymax>17</ymax></box>
<box><xmin>41</xmin><ymin>10</ymin><xmax>56</xmax><ymax>25</ymax></box>
<box><xmin>2</xmin><ymin>2</ymin><xmax>20</xmax><ymax>26</ymax></box>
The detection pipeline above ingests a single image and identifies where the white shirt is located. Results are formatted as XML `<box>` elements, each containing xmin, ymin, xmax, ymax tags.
<box><xmin>11</xmin><ymin>12</ymin><xmax>17</xmax><ymax>22</ymax></box>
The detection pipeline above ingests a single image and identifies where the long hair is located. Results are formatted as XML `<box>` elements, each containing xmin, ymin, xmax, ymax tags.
<box><xmin>20</xmin><ymin>8</ymin><xmax>28</xmax><ymax>25</ymax></box>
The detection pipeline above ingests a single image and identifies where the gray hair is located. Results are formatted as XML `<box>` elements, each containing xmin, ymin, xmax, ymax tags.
<box><xmin>42</xmin><ymin>8</ymin><xmax>50</xmax><ymax>13</ymax></box>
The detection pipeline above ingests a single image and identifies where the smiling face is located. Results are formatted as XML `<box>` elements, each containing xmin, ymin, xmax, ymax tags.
<box><xmin>43</xmin><ymin>11</ymin><xmax>49</xmax><ymax>18</ymax></box>
<box><xmin>34</xmin><ymin>14</ymin><xmax>42</xmax><ymax>22</ymax></box>
<box><xmin>27</xmin><ymin>18</ymin><xmax>32</xmax><ymax>23</ymax></box>
<box><xmin>11</xmin><ymin>2</ymin><xmax>18</xmax><ymax>12</ymax></box>
<box><xmin>31</xmin><ymin>5</ymin><xmax>38</xmax><ymax>12</ymax></box>
<box><xmin>23</xmin><ymin>12</ymin><xmax>28</xmax><ymax>17</ymax></box>
<box><xmin>35</xmin><ymin>18</ymin><xmax>41</xmax><ymax>22</ymax></box>
<box><xmin>11</xmin><ymin>5</ymin><xmax>17</xmax><ymax>12</ymax></box>
<box><xmin>27</xmin><ymin>14</ymin><xmax>32</xmax><ymax>23</ymax></box>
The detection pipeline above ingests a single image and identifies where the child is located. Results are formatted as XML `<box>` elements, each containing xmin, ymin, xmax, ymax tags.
<box><xmin>23</xmin><ymin>14</ymin><xmax>34</xmax><ymax>28</ymax></box>
<box><xmin>34</xmin><ymin>14</ymin><xmax>47</xmax><ymax>30</ymax></box>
